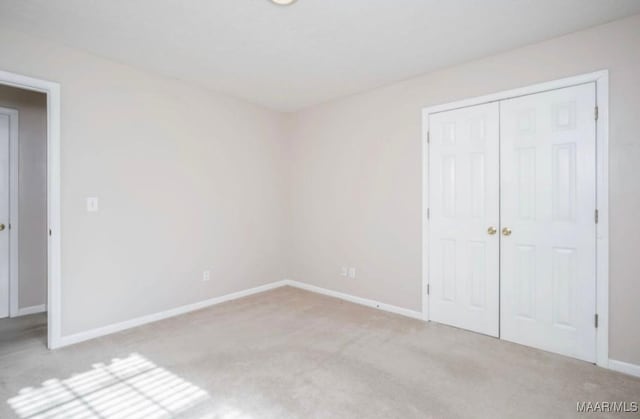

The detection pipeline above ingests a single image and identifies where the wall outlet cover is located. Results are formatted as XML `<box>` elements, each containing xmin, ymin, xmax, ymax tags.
<box><xmin>86</xmin><ymin>197</ymin><xmax>99</xmax><ymax>212</ymax></box>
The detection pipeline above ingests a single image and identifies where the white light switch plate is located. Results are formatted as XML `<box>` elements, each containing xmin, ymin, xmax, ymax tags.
<box><xmin>348</xmin><ymin>267</ymin><xmax>356</xmax><ymax>279</ymax></box>
<box><xmin>86</xmin><ymin>197</ymin><xmax>99</xmax><ymax>212</ymax></box>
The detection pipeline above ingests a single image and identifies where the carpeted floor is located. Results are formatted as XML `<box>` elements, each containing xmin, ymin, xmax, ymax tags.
<box><xmin>0</xmin><ymin>312</ymin><xmax>47</xmax><ymax>358</ymax></box>
<box><xmin>0</xmin><ymin>286</ymin><xmax>638</xmax><ymax>418</ymax></box>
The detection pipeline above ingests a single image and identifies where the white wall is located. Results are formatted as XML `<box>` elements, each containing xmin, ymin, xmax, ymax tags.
<box><xmin>289</xmin><ymin>14</ymin><xmax>640</xmax><ymax>365</ymax></box>
<box><xmin>0</xmin><ymin>27</ymin><xmax>289</xmax><ymax>336</ymax></box>
<box><xmin>0</xmin><ymin>85</ymin><xmax>47</xmax><ymax>311</ymax></box>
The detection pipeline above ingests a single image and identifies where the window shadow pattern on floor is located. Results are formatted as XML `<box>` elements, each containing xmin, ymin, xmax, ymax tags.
<box><xmin>7</xmin><ymin>353</ymin><xmax>209</xmax><ymax>418</ymax></box>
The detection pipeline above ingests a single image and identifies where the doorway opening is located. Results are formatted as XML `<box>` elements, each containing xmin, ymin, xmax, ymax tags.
<box><xmin>0</xmin><ymin>70</ymin><xmax>61</xmax><ymax>350</ymax></box>
<box><xmin>0</xmin><ymin>85</ymin><xmax>47</xmax><ymax>352</ymax></box>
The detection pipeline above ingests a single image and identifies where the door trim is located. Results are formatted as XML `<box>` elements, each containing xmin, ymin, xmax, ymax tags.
<box><xmin>0</xmin><ymin>69</ymin><xmax>62</xmax><ymax>349</ymax></box>
<box><xmin>0</xmin><ymin>107</ymin><xmax>20</xmax><ymax>318</ymax></box>
<box><xmin>421</xmin><ymin>70</ymin><xmax>609</xmax><ymax>368</ymax></box>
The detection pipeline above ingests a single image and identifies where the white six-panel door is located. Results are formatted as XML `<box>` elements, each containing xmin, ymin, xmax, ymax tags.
<box><xmin>500</xmin><ymin>83</ymin><xmax>597</xmax><ymax>362</ymax></box>
<box><xmin>0</xmin><ymin>113</ymin><xmax>9</xmax><ymax>318</ymax></box>
<box><xmin>428</xmin><ymin>83</ymin><xmax>597</xmax><ymax>361</ymax></box>
<box><xmin>428</xmin><ymin>102</ymin><xmax>500</xmax><ymax>337</ymax></box>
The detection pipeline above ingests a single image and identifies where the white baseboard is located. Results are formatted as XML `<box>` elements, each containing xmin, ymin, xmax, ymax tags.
<box><xmin>54</xmin><ymin>279</ymin><xmax>423</xmax><ymax>349</ymax></box>
<box><xmin>289</xmin><ymin>280</ymin><xmax>640</xmax><ymax>378</ymax></box>
<box><xmin>284</xmin><ymin>279</ymin><xmax>423</xmax><ymax>320</ymax></box>
<box><xmin>49</xmin><ymin>278</ymin><xmax>640</xmax><ymax>377</ymax></box>
<box><xmin>50</xmin><ymin>276</ymin><xmax>640</xmax><ymax>382</ymax></box>
<box><xmin>15</xmin><ymin>304</ymin><xmax>47</xmax><ymax>317</ymax></box>
<box><xmin>608</xmin><ymin>359</ymin><xmax>640</xmax><ymax>378</ymax></box>
<box><xmin>56</xmin><ymin>280</ymin><xmax>289</xmax><ymax>348</ymax></box>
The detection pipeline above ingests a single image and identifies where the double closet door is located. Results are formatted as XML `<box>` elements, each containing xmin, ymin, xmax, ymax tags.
<box><xmin>428</xmin><ymin>83</ymin><xmax>597</xmax><ymax>362</ymax></box>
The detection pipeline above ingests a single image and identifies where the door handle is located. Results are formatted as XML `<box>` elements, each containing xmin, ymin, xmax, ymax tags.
<box><xmin>0</xmin><ymin>224</ymin><xmax>5</xmax><ymax>231</ymax></box>
<box><xmin>502</xmin><ymin>227</ymin><xmax>512</xmax><ymax>236</ymax></box>
<box><xmin>487</xmin><ymin>226</ymin><xmax>497</xmax><ymax>235</ymax></box>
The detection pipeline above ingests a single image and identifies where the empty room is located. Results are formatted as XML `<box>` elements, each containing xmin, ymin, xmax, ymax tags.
<box><xmin>0</xmin><ymin>1</ymin><xmax>639</xmax><ymax>418</ymax></box>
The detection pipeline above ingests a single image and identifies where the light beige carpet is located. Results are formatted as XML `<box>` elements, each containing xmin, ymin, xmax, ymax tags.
<box><xmin>0</xmin><ymin>286</ymin><xmax>638</xmax><ymax>418</ymax></box>
<box><xmin>0</xmin><ymin>312</ymin><xmax>47</xmax><ymax>358</ymax></box>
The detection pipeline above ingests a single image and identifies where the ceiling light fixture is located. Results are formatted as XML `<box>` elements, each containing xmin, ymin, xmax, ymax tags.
<box><xmin>270</xmin><ymin>0</ymin><xmax>297</xmax><ymax>6</ymax></box>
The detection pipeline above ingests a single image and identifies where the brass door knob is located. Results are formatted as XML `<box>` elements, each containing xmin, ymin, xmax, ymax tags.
<box><xmin>502</xmin><ymin>227</ymin><xmax>512</xmax><ymax>236</ymax></box>
<box><xmin>0</xmin><ymin>224</ymin><xmax>5</xmax><ymax>231</ymax></box>
<box><xmin>487</xmin><ymin>226</ymin><xmax>497</xmax><ymax>235</ymax></box>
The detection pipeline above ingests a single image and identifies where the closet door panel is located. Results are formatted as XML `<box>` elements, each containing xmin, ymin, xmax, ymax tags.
<box><xmin>428</xmin><ymin>102</ymin><xmax>500</xmax><ymax>337</ymax></box>
<box><xmin>500</xmin><ymin>83</ymin><xmax>597</xmax><ymax>362</ymax></box>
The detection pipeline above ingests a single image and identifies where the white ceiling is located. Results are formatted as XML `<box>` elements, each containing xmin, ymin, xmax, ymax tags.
<box><xmin>1</xmin><ymin>0</ymin><xmax>639</xmax><ymax>111</ymax></box>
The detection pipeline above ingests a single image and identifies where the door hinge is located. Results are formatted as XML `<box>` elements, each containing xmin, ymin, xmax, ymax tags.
<box><xmin>595</xmin><ymin>314</ymin><xmax>599</xmax><ymax>328</ymax></box>
<box><xmin>427</xmin><ymin>131</ymin><xmax>430</xmax><ymax>144</ymax></box>
<box><xmin>49</xmin><ymin>228</ymin><xmax>52</xmax><ymax>236</ymax></box>
<box><xmin>426</xmin><ymin>208</ymin><xmax>430</xmax><ymax>219</ymax></box>
<box><xmin>595</xmin><ymin>209</ymin><xmax>599</xmax><ymax>224</ymax></box>
<box><xmin>427</xmin><ymin>284</ymin><xmax>430</xmax><ymax>295</ymax></box>
<box><xmin>595</xmin><ymin>106</ymin><xmax>599</xmax><ymax>121</ymax></box>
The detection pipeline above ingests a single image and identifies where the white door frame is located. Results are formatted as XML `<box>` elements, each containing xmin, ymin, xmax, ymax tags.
<box><xmin>0</xmin><ymin>69</ymin><xmax>62</xmax><ymax>349</ymax></box>
<box><xmin>0</xmin><ymin>106</ymin><xmax>20</xmax><ymax>318</ymax></box>
<box><xmin>422</xmin><ymin>70</ymin><xmax>609</xmax><ymax>368</ymax></box>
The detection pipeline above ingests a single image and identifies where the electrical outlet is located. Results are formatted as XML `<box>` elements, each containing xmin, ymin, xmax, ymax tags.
<box><xmin>348</xmin><ymin>267</ymin><xmax>356</xmax><ymax>279</ymax></box>
<box><xmin>203</xmin><ymin>270</ymin><xmax>210</xmax><ymax>281</ymax></box>
<box><xmin>340</xmin><ymin>267</ymin><xmax>348</xmax><ymax>277</ymax></box>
